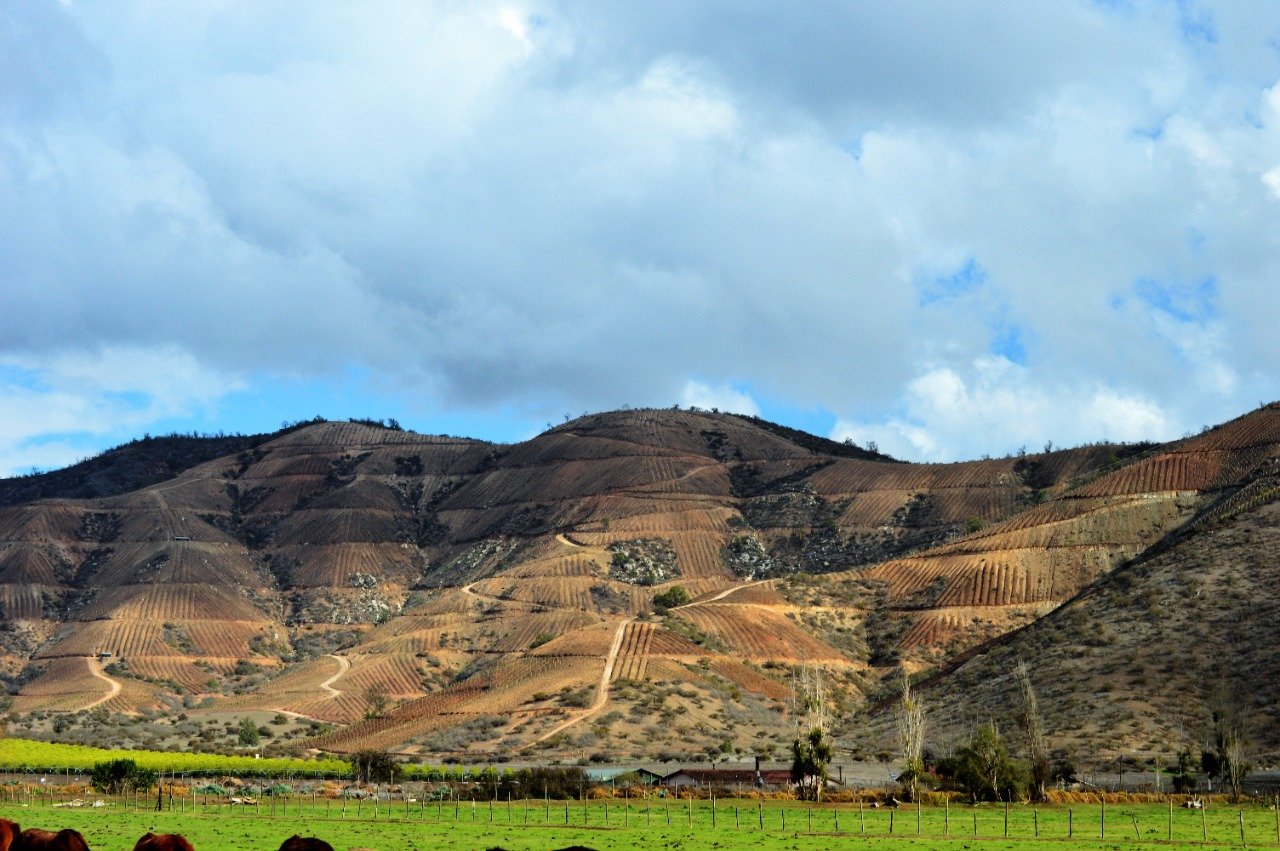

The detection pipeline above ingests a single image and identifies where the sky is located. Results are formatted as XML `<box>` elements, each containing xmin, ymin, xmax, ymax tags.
<box><xmin>2</xmin><ymin>0</ymin><xmax>1279</xmax><ymax>475</ymax></box>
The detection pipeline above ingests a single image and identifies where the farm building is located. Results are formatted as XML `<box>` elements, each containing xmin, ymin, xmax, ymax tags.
<box><xmin>583</xmin><ymin>766</ymin><xmax>664</xmax><ymax>786</ymax></box>
<box><xmin>662</xmin><ymin>767</ymin><xmax>793</xmax><ymax>789</ymax></box>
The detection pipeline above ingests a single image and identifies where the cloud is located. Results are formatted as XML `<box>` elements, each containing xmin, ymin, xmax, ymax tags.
<box><xmin>1</xmin><ymin>1</ymin><xmax>1279</xmax><ymax>465</ymax></box>
<box><xmin>679</xmin><ymin>380</ymin><xmax>760</xmax><ymax>416</ymax></box>
<box><xmin>0</xmin><ymin>346</ymin><xmax>242</xmax><ymax>475</ymax></box>
<box><xmin>831</xmin><ymin>357</ymin><xmax>1172</xmax><ymax>461</ymax></box>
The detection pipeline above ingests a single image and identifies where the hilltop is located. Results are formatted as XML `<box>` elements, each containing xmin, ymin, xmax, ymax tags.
<box><xmin>0</xmin><ymin>404</ymin><xmax>1277</xmax><ymax>764</ymax></box>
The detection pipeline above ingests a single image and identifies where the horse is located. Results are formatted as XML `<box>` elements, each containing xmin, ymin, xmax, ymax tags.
<box><xmin>276</xmin><ymin>838</ymin><xmax>334</xmax><ymax>851</ymax></box>
<box><xmin>13</xmin><ymin>828</ymin><xmax>91</xmax><ymax>851</ymax></box>
<box><xmin>0</xmin><ymin>819</ymin><xmax>18</xmax><ymax>851</ymax></box>
<box><xmin>132</xmin><ymin>833</ymin><xmax>195</xmax><ymax>851</ymax></box>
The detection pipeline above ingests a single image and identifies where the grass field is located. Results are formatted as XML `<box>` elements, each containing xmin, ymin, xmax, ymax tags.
<box><xmin>0</xmin><ymin>797</ymin><xmax>1276</xmax><ymax>850</ymax></box>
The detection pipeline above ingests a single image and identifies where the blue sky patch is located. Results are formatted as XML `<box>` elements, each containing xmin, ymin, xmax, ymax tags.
<box><xmin>1131</xmin><ymin>276</ymin><xmax>1219</xmax><ymax>324</ymax></box>
<box><xmin>990</xmin><ymin>323</ymin><xmax>1029</xmax><ymax>365</ymax></box>
<box><xmin>919</xmin><ymin>257</ymin><xmax>988</xmax><ymax>306</ymax></box>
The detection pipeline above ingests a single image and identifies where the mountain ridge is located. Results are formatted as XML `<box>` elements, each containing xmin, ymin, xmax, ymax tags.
<box><xmin>0</xmin><ymin>403</ymin><xmax>1276</xmax><ymax>764</ymax></box>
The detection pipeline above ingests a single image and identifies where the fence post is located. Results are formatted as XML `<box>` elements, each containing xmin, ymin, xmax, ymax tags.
<box><xmin>1004</xmin><ymin>798</ymin><xmax>1009</xmax><ymax>837</ymax></box>
<box><xmin>945</xmin><ymin>796</ymin><xmax>949</xmax><ymax>835</ymax></box>
<box><xmin>1101</xmin><ymin>793</ymin><xmax>1106</xmax><ymax>839</ymax></box>
<box><xmin>1069</xmin><ymin>807</ymin><xmax>1073</xmax><ymax>838</ymax></box>
<box><xmin>1201</xmin><ymin>802</ymin><xmax>1207</xmax><ymax>841</ymax></box>
<box><xmin>1132</xmin><ymin>813</ymin><xmax>1141</xmax><ymax>839</ymax></box>
<box><xmin>1239</xmin><ymin>810</ymin><xmax>1246</xmax><ymax>846</ymax></box>
<box><xmin>917</xmin><ymin>798</ymin><xmax>922</xmax><ymax>835</ymax></box>
<box><xmin>759</xmin><ymin>800</ymin><xmax>764</xmax><ymax>831</ymax></box>
<box><xmin>1169</xmin><ymin>796</ymin><xmax>1173</xmax><ymax>841</ymax></box>
<box><xmin>859</xmin><ymin>798</ymin><xmax>864</xmax><ymax>835</ymax></box>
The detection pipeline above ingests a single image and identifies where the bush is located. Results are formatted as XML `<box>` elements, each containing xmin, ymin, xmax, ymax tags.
<box><xmin>651</xmin><ymin>585</ymin><xmax>691</xmax><ymax>612</ymax></box>
<box><xmin>90</xmin><ymin>758</ymin><xmax>158</xmax><ymax>794</ymax></box>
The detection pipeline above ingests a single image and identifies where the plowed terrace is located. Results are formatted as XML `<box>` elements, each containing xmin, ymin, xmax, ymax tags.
<box><xmin>2</xmin><ymin>404</ymin><xmax>1278</xmax><ymax>759</ymax></box>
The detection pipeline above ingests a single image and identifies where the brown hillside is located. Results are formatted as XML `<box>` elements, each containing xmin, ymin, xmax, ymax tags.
<box><xmin>901</xmin><ymin>479</ymin><xmax>1280</xmax><ymax>764</ymax></box>
<box><xmin>0</xmin><ymin>405</ymin><xmax>1276</xmax><ymax>760</ymax></box>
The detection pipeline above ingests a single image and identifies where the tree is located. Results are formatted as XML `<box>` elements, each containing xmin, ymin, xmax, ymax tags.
<box><xmin>1205</xmin><ymin>687</ymin><xmax>1252</xmax><ymax>801</ymax></box>
<box><xmin>896</xmin><ymin>672</ymin><xmax>926</xmax><ymax>802</ymax></box>
<box><xmin>351</xmin><ymin>750</ymin><xmax>403</xmax><ymax>785</ymax></box>
<box><xmin>237</xmin><ymin>717</ymin><xmax>260</xmax><ymax>746</ymax></box>
<box><xmin>790</xmin><ymin>727</ymin><xmax>833</xmax><ymax>802</ymax></box>
<box><xmin>364</xmin><ymin>683</ymin><xmax>391</xmax><ymax>718</ymax></box>
<box><xmin>1172</xmin><ymin>748</ymin><xmax>1199</xmax><ymax>794</ymax></box>
<box><xmin>90</xmin><ymin>759</ymin><xmax>158</xmax><ymax>794</ymax></box>
<box><xmin>1014</xmin><ymin>661</ymin><xmax>1049</xmax><ymax>802</ymax></box>
<box><xmin>651</xmin><ymin>585</ymin><xmax>690</xmax><ymax>612</ymax></box>
<box><xmin>940</xmin><ymin>723</ymin><xmax>1027</xmax><ymax>802</ymax></box>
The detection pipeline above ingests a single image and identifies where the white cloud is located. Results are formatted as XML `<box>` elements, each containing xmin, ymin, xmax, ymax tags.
<box><xmin>831</xmin><ymin>358</ymin><xmax>1172</xmax><ymax>461</ymax></box>
<box><xmin>0</xmin><ymin>345</ymin><xmax>243</xmax><ymax>476</ymax></box>
<box><xmin>679</xmin><ymin>380</ymin><xmax>760</xmax><ymax>416</ymax></box>
<box><xmin>0</xmin><ymin>1</ymin><xmax>1278</xmax><ymax>463</ymax></box>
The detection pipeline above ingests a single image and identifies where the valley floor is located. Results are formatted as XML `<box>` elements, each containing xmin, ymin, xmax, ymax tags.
<box><xmin>0</xmin><ymin>798</ymin><xmax>1275</xmax><ymax>850</ymax></box>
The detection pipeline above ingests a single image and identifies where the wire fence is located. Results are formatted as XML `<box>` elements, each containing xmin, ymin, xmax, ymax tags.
<box><xmin>1</xmin><ymin>779</ymin><xmax>1279</xmax><ymax>847</ymax></box>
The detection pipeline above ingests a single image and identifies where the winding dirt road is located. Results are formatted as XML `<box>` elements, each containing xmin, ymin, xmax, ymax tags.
<box><xmin>676</xmin><ymin>578</ymin><xmax>764</xmax><ymax>608</ymax></box>
<box><xmin>525</xmin><ymin>616</ymin><xmax>632</xmax><ymax>747</ymax></box>
<box><xmin>81</xmin><ymin>658</ymin><xmax>122</xmax><ymax>710</ymax></box>
<box><xmin>320</xmin><ymin>654</ymin><xmax>350</xmax><ymax>697</ymax></box>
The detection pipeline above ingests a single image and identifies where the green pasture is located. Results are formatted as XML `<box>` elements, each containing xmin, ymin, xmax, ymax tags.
<box><xmin>0</xmin><ymin>797</ymin><xmax>1276</xmax><ymax>850</ymax></box>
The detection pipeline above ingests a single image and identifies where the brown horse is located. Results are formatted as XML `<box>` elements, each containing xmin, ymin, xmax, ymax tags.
<box><xmin>276</xmin><ymin>838</ymin><xmax>334</xmax><ymax>851</ymax></box>
<box><xmin>132</xmin><ymin>834</ymin><xmax>194</xmax><ymax>851</ymax></box>
<box><xmin>13</xmin><ymin>828</ymin><xmax>91</xmax><ymax>851</ymax></box>
<box><xmin>0</xmin><ymin>819</ymin><xmax>18</xmax><ymax>851</ymax></box>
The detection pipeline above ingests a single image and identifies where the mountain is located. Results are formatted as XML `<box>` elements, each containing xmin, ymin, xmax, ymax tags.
<box><xmin>0</xmin><ymin>404</ymin><xmax>1277</xmax><ymax>764</ymax></box>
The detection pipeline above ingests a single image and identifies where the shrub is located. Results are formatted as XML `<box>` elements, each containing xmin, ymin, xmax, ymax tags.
<box><xmin>90</xmin><ymin>758</ymin><xmax>158</xmax><ymax>794</ymax></box>
<box><xmin>652</xmin><ymin>585</ymin><xmax>691</xmax><ymax>612</ymax></box>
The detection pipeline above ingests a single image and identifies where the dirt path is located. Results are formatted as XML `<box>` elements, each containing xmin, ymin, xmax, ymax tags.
<box><xmin>554</xmin><ymin>532</ymin><xmax>585</xmax><ymax>548</ymax></box>
<box><xmin>320</xmin><ymin>654</ymin><xmax>350</xmax><ymax>697</ymax></box>
<box><xmin>676</xmin><ymin>578</ymin><xmax>764</xmax><ymax>609</ymax></box>
<box><xmin>81</xmin><ymin>657</ymin><xmax>122</xmax><ymax>710</ymax></box>
<box><xmin>524</xmin><ymin>616</ymin><xmax>632</xmax><ymax>747</ymax></box>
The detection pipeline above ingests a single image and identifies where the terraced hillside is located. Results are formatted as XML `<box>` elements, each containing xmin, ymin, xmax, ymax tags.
<box><xmin>906</xmin><ymin>464</ymin><xmax>1280</xmax><ymax>762</ymax></box>
<box><xmin>1</xmin><ymin>404</ymin><xmax>1278</xmax><ymax>761</ymax></box>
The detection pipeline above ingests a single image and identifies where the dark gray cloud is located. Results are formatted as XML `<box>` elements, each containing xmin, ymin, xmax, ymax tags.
<box><xmin>1</xmin><ymin>0</ymin><xmax>1278</xmax><ymax>472</ymax></box>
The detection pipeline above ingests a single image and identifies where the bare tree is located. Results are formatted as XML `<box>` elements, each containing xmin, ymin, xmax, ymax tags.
<box><xmin>364</xmin><ymin>683</ymin><xmax>391</xmax><ymax>718</ymax></box>
<box><xmin>896</xmin><ymin>671</ymin><xmax>926</xmax><ymax>802</ymax></box>
<box><xmin>1207</xmin><ymin>684</ymin><xmax>1252</xmax><ymax>801</ymax></box>
<box><xmin>1015</xmin><ymin>661</ymin><xmax>1049</xmax><ymax>802</ymax></box>
<box><xmin>790</xmin><ymin>666</ymin><xmax>832</xmax><ymax>802</ymax></box>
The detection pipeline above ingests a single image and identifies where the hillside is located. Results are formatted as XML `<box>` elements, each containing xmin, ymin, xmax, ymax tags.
<box><xmin>0</xmin><ymin>404</ymin><xmax>1277</xmax><ymax>762</ymax></box>
<box><xmin>897</xmin><ymin>459</ymin><xmax>1280</xmax><ymax>764</ymax></box>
